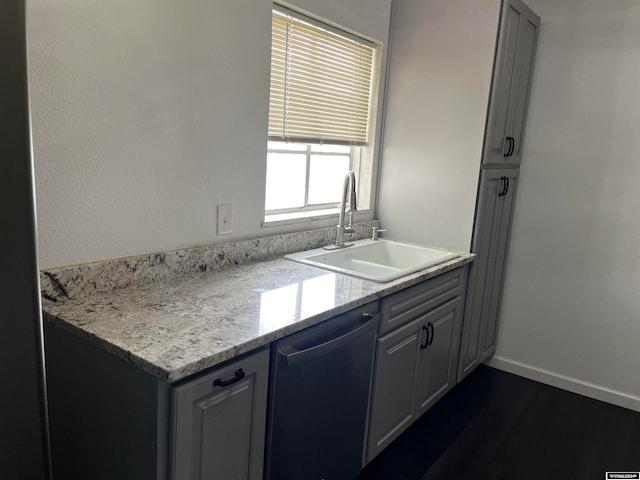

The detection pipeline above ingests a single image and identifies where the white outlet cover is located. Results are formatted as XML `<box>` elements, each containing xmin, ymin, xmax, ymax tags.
<box><xmin>217</xmin><ymin>204</ymin><xmax>232</xmax><ymax>235</ymax></box>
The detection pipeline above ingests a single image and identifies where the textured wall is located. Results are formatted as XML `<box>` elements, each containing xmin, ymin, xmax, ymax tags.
<box><xmin>28</xmin><ymin>0</ymin><xmax>390</xmax><ymax>269</ymax></box>
<box><xmin>493</xmin><ymin>0</ymin><xmax>640</xmax><ymax>410</ymax></box>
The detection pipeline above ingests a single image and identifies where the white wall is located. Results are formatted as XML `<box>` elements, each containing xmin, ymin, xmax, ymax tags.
<box><xmin>492</xmin><ymin>0</ymin><xmax>640</xmax><ymax>410</ymax></box>
<box><xmin>378</xmin><ymin>0</ymin><xmax>500</xmax><ymax>251</ymax></box>
<box><xmin>28</xmin><ymin>0</ymin><xmax>391</xmax><ymax>269</ymax></box>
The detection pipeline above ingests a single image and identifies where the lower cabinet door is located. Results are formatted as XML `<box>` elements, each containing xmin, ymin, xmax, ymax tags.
<box><xmin>171</xmin><ymin>349</ymin><xmax>269</xmax><ymax>480</ymax></box>
<box><xmin>415</xmin><ymin>297</ymin><xmax>463</xmax><ymax>416</ymax></box>
<box><xmin>479</xmin><ymin>171</ymin><xmax>518</xmax><ymax>359</ymax></box>
<box><xmin>366</xmin><ymin>316</ymin><xmax>424</xmax><ymax>462</ymax></box>
<box><xmin>458</xmin><ymin>169</ymin><xmax>518</xmax><ymax>382</ymax></box>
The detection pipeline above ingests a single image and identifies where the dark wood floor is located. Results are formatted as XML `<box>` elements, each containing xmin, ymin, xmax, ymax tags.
<box><xmin>358</xmin><ymin>366</ymin><xmax>640</xmax><ymax>480</ymax></box>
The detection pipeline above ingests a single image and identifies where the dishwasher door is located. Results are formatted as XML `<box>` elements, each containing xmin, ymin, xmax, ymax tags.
<box><xmin>266</xmin><ymin>303</ymin><xmax>379</xmax><ymax>480</ymax></box>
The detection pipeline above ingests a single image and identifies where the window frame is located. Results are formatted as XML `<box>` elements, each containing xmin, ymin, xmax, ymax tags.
<box><xmin>263</xmin><ymin>3</ymin><xmax>383</xmax><ymax>226</ymax></box>
<box><xmin>265</xmin><ymin>142</ymin><xmax>358</xmax><ymax>215</ymax></box>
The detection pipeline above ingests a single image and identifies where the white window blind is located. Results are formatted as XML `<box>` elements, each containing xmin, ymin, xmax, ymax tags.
<box><xmin>269</xmin><ymin>9</ymin><xmax>376</xmax><ymax>145</ymax></box>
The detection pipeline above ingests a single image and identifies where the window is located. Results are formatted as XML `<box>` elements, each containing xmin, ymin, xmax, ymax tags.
<box><xmin>264</xmin><ymin>6</ymin><xmax>379</xmax><ymax>220</ymax></box>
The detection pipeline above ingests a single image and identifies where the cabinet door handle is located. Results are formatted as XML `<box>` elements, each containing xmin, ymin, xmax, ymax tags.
<box><xmin>498</xmin><ymin>176</ymin><xmax>507</xmax><ymax>197</ymax></box>
<box><xmin>503</xmin><ymin>137</ymin><xmax>510</xmax><ymax>157</ymax></box>
<box><xmin>504</xmin><ymin>176</ymin><xmax>510</xmax><ymax>195</ymax></box>
<box><xmin>420</xmin><ymin>324</ymin><xmax>429</xmax><ymax>349</ymax></box>
<box><xmin>427</xmin><ymin>322</ymin><xmax>434</xmax><ymax>346</ymax></box>
<box><xmin>213</xmin><ymin>368</ymin><xmax>245</xmax><ymax>387</ymax></box>
<box><xmin>503</xmin><ymin>136</ymin><xmax>515</xmax><ymax>157</ymax></box>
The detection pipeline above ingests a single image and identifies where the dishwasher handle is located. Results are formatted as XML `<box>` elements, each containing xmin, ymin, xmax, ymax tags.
<box><xmin>278</xmin><ymin>313</ymin><xmax>379</xmax><ymax>367</ymax></box>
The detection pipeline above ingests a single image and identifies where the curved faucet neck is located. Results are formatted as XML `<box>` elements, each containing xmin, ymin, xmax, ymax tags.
<box><xmin>335</xmin><ymin>171</ymin><xmax>357</xmax><ymax>247</ymax></box>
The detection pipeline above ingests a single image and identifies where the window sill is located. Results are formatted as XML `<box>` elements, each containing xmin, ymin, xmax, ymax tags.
<box><xmin>262</xmin><ymin>208</ymin><xmax>371</xmax><ymax>228</ymax></box>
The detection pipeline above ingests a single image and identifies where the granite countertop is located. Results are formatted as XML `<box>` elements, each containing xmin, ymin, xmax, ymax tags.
<box><xmin>41</xmin><ymin>224</ymin><xmax>475</xmax><ymax>383</ymax></box>
<box><xmin>44</xmin><ymin>252</ymin><xmax>473</xmax><ymax>383</ymax></box>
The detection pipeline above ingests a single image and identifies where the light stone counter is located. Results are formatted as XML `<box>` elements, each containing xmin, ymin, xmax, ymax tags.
<box><xmin>41</xmin><ymin>223</ymin><xmax>474</xmax><ymax>382</ymax></box>
<box><xmin>44</xmin><ymin>254</ymin><xmax>473</xmax><ymax>382</ymax></box>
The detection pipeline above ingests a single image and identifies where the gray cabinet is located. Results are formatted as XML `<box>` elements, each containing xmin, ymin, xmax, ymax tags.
<box><xmin>171</xmin><ymin>349</ymin><xmax>269</xmax><ymax>480</ymax></box>
<box><xmin>483</xmin><ymin>0</ymin><xmax>539</xmax><ymax>166</ymax></box>
<box><xmin>45</xmin><ymin>321</ymin><xmax>172</xmax><ymax>480</ymax></box>
<box><xmin>415</xmin><ymin>297</ymin><xmax>464</xmax><ymax>416</ymax></box>
<box><xmin>367</xmin><ymin>268</ymin><xmax>467</xmax><ymax>462</ymax></box>
<box><xmin>458</xmin><ymin>169</ymin><xmax>518</xmax><ymax>381</ymax></box>
<box><xmin>367</xmin><ymin>315</ymin><xmax>423</xmax><ymax>461</ymax></box>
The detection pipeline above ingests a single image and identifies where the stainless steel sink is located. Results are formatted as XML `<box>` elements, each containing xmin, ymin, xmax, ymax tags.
<box><xmin>285</xmin><ymin>239</ymin><xmax>459</xmax><ymax>282</ymax></box>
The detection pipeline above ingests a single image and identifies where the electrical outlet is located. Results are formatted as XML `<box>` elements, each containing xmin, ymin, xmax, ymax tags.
<box><xmin>217</xmin><ymin>204</ymin><xmax>232</xmax><ymax>235</ymax></box>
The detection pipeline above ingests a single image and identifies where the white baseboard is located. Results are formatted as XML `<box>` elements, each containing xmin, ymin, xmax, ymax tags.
<box><xmin>485</xmin><ymin>355</ymin><xmax>640</xmax><ymax>413</ymax></box>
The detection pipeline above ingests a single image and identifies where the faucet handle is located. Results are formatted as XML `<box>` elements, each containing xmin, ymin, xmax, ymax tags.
<box><xmin>371</xmin><ymin>226</ymin><xmax>387</xmax><ymax>241</ymax></box>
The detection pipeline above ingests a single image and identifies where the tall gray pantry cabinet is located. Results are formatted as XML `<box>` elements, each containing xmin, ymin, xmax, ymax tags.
<box><xmin>458</xmin><ymin>0</ymin><xmax>540</xmax><ymax>380</ymax></box>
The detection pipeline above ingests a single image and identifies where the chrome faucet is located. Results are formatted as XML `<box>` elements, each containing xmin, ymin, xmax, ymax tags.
<box><xmin>325</xmin><ymin>171</ymin><xmax>357</xmax><ymax>249</ymax></box>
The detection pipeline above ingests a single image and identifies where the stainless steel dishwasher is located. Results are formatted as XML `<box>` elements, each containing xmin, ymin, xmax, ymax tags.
<box><xmin>265</xmin><ymin>302</ymin><xmax>379</xmax><ymax>480</ymax></box>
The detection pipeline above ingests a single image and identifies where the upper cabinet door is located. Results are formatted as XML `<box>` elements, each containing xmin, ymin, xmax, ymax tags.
<box><xmin>483</xmin><ymin>0</ymin><xmax>540</xmax><ymax>166</ymax></box>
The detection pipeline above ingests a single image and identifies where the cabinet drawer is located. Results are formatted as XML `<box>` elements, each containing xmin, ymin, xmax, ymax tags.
<box><xmin>380</xmin><ymin>267</ymin><xmax>467</xmax><ymax>335</ymax></box>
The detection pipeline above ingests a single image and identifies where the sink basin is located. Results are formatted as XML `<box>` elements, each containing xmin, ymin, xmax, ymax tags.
<box><xmin>285</xmin><ymin>239</ymin><xmax>459</xmax><ymax>282</ymax></box>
